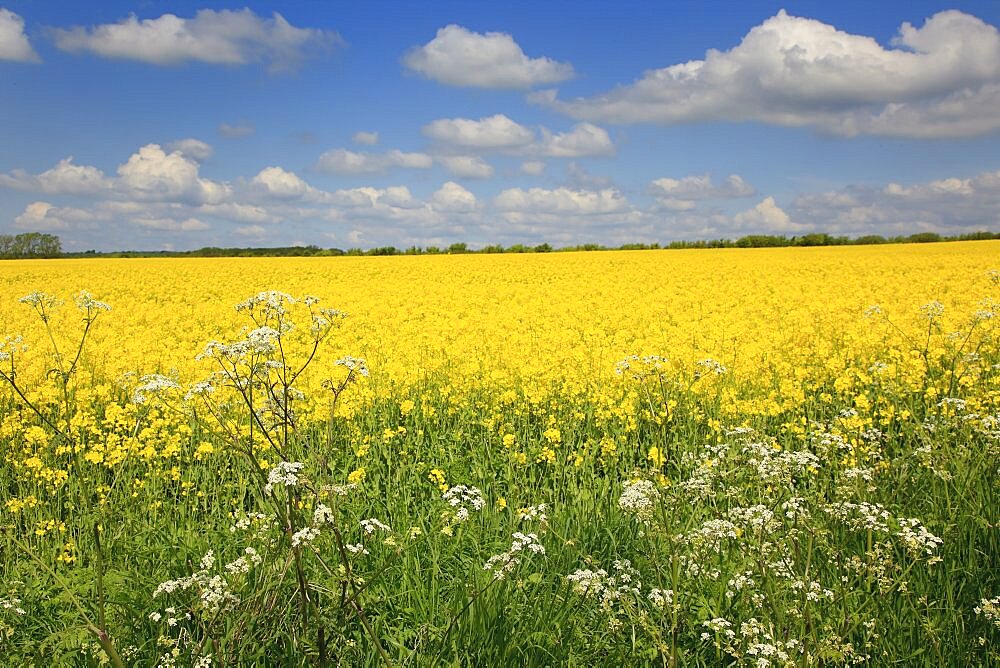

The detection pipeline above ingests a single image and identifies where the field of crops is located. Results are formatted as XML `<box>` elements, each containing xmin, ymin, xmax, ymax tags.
<box><xmin>1</xmin><ymin>242</ymin><xmax>999</xmax><ymax>665</ymax></box>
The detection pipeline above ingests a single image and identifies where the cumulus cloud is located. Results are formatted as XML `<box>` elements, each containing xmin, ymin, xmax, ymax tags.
<box><xmin>438</xmin><ymin>155</ymin><xmax>494</xmax><ymax>179</ymax></box>
<box><xmin>537</xmin><ymin>123</ymin><xmax>614</xmax><ymax>157</ymax></box>
<box><xmin>537</xmin><ymin>9</ymin><xmax>1000</xmax><ymax>138</ymax></box>
<box><xmin>423</xmin><ymin>114</ymin><xmax>614</xmax><ymax>157</ymax></box>
<box><xmin>0</xmin><ymin>8</ymin><xmax>39</xmax><ymax>62</ymax></box>
<box><xmin>51</xmin><ymin>8</ymin><xmax>337</xmax><ymax>72</ymax></box>
<box><xmin>316</xmin><ymin>148</ymin><xmax>434</xmax><ymax>174</ymax></box>
<box><xmin>218</xmin><ymin>122</ymin><xmax>255</xmax><ymax>138</ymax></box>
<box><xmin>732</xmin><ymin>196</ymin><xmax>805</xmax><ymax>233</ymax></box>
<box><xmin>166</xmin><ymin>138</ymin><xmax>213</xmax><ymax>161</ymax></box>
<box><xmin>790</xmin><ymin>169</ymin><xmax>1000</xmax><ymax>235</ymax></box>
<box><xmin>431</xmin><ymin>181</ymin><xmax>478</xmax><ymax>212</ymax></box>
<box><xmin>423</xmin><ymin>114</ymin><xmax>535</xmax><ymax>150</ymax></box>
<box><xmin>494</xmin><ymin>187</ymin><xmax>629</xmax><ymax>215</ymax></box>
<box><xmin>14</xmin><ymin>201</ymin><xmax>98</xmax><ymax>230</ymax></box>
<box><xmin>403</xmin><ymin>24</ymin><xmax>573</xmax><ymax>89</ymax></box>
<box><xmin>648</xmin><ymin>174</ymin><xmax>755</xmax><ymax>210</ymax></box>
<box><xmin>352</xmin><ymin>131</ymin><xmax>379</xmax><ymax>145</ymax></box>
<box><xmin>133</xmin><ymin>216</ymin><xmax>210</xmax><ymax>231</ymax></box>
<box><xmin>251</xmin><ymin>166</ymin><xmax>315</xmax><ymax>199</ymax></box>
<box><xmin>117</xmin><ymin>144</ymin><xmax>229</xmax><ymax>204</ymax></box>
<box><xmin>0</xmin><ymin>157</ymin><xmax>113</xmax><ymax>196</ymax></box>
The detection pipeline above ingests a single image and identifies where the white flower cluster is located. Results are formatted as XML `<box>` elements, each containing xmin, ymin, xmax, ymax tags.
<box><xmin>483</xmin><ymin>532</ymin><xmax>545</xmax><ymax>579</ymax></box>
<box><xmin>229</xmin><ymin>512</ymin><xmax>271</xmax><ymax>533</ymax></box>
<box><xmin>334</xmin><ymin>356</ymin><xmax>370</xmax><ymax>377</ymax></box>
<box><xmin>517</xmin><ymin>503</ymin><xmax>548</xmax><ymax>524</ymax></box>
<box><xmin>618</xmin><ymin>479</ymin><xmax>660</xmax><ymax>523</ymax></box>
<box><xmin>152</xmin><ymin>548</ymin><xmax>260</xmax><ymax>616</ymax></box>
<box><xmin>823</xmin><ymin>501</ymin><xmax>891</xmax><ymax>532</ymax></box>
<box><xmin>615</xmin><ymin>354</ymin><xmax>669</xmax><ymax>378</ymax></box>
<box><xmin>313</xmin><ymin>503</ymin><xmax>335</xmax><ymax>526</ymax></box>
<box><xmin>132</xmin><ymin>374</ymin><xmax>181</xmax><ymax>405</ymax></box>
<box><xmin>291</xmin><ymin>527</ymin><xmax>320</xmax><ymax>548</ymax></box>
<box><xmin>264</xmin><ymin>461</ymin><xmax>305</xmax><ymax>495</ymax></box>
<box><xmin>74</xmin><ymin>290</ymin><xmax>111</xmax><ymax>312</ymax></box>
<box><xmin>919</xmin><ymin>300</ymin><xmax>945</xmax><ymax>321</ymax></box>
<box><xmin>224</xmin><ymin>548</ymin><xmax>262</xmax><ymax>574</ymax></box>
<box><xmin>360</xmin><ymin>518</ymin><xmax>391</xmax><ymax>535</ymax></box>
<box><xmin>695</xmin><ymin>358</ymin><xmax>728</xmax><ymax>377</ymax></box>
<box><xmin>309</xmin><ymin>303</ymin><xmax>347</xmax><ymax>337</ymax></box>
<box><xmin>183</xmin><ymin>380</ymin><xmax>216</xmax><ymax>401</ymax></box>
<box><xmin>0</xmin><ymin>334</ymin><xmax>26</xmax><ymax>362</ymax></box>
<box><xmin>975</xmin><ymin>595</ymin><xmax>1000</xmax><ymax>629</ymax></box>
<box><xmin>647</xmin><ymin>588</ymin><xmax>674</xmax><ymax>608</ymax></box>
<box><xmin>18</xmin><ymin>291</ymin><xmax>61</xmax><ymax>309</ymax></box>
<box><xmin>235</xmin><ymin>291</ymin><xmax>296</xmax><ymax>316</ymax></box>
<box><xmin>442</xmin><ymin>485</ymin><xmax>485</xmax><ymax>522</ymax></box>
<box><xmin>895</xmin><ymin>518</ymin><xmax>943</xmax><ymax>556</ymax></box>
<box><xmin>1</xmin><ymin>597</ymin><xmax>26</xmax><ymax>615</ymax></box>
<box><xmin>566</xmin><ymin>559</ymin><xmax>642</xmax><ymax>610</ymax></box>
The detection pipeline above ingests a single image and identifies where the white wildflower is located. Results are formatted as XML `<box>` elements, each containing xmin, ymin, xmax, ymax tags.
<box><xmin>291</xmin><ymin>527</ymin><xmax>319</xmax><ymax>547</ymax></box>
<box><xmin>264</xmin><ymin>461</ymin><xmax>305</xmax><ymax>495</ymax></box>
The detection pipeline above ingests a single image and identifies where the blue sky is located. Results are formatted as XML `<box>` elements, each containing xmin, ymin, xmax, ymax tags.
<box><xmin>1</xmin><ymin>1</ymin><xmax>999</xmax><ymax>251</ymax></box>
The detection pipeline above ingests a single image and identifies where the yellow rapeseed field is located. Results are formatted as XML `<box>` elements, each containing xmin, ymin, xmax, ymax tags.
<box><xmin>1</xmin><ymin>242</ymin><xmax>995</xmax><ymax>411</ymax></box>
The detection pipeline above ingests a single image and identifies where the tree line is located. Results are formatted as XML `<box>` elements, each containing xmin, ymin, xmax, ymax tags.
<box><xmin>4</xmin><ymin>230</ymin><xmax>998</xmax><ymax>259</ymax></box>
<box><xmin>0</xmin><ymin>233</ymin><xmax>62</xmax><ymax>258</ymax></box>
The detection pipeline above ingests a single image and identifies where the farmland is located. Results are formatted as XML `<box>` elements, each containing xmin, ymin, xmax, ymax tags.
<box><xmin>1</xmin><ymin>242</ymin><xmax>999</xmax><ymax>665</ymax></box>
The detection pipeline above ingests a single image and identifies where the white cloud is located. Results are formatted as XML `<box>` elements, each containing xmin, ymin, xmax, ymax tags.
<box><xmin>352</xmin><ymin>131</ymin><xmax>379</xmax><ymax>145</ymax></box>
<box><xmin>166</xmin><ymin>138</ymin><xmax>213</xmax><ymax>161</ymax></box>
<box><xmin>51</xmin><ymin>8</ymin><xmax>336</xmax><ymax>72</ymax></box>
<box><xmin>14</xmin><ymin>201</ymin><xmax>98</xmax><ymax>230</ymax></box>
<box><xmin>538</xmin><ymin>10</ymin><xmax>1000</xmax><ymax>138</ymax></box>
<box><xmin>133</xmin><ymin>216</ymin><xmax>210</xmax><ymax>231</ymax></box>
<box><xmin>494</xmin><ymin>187</ymin><xmax>629</xmax><ymax>215</ymax></box>
<box><xmin>438</xmin><ymin>155</ymin><xmax>494</xmax><ymax>179</ymax></box>
<box><xmin>316</xmin><ymin>148</ymin><xmax>433</xmax><ymax>174</ymax></box>
<box><xmin>200</xmin><ymin>202</ymin><xmax>275</xmax><ymax>224</ymax></box>
<box><xmin>234</xmin><ymin>224</ymin><xmax>267</xmax><ymax>238</ymax></box>
<box><xmin>117</xmin><ymin>144</ymin><xmax>230</xmax><ymax>204</ymax></box>
<box><xmin>791</xmin><ymin>168</ymin><xmax>1000</xmax><ymax>235</ymax></box>
<box><xmin>380</xmin><ymin>186</ymin><xmax>421</xmax><ymax>209</ymax></box>
<box><xmin>251</xmin><ymin>166</ymin><xmax>313</xmax><ymax>199</ymax></box>
<box><xmin>218</xmin><ymin>122</ymin><xmax>255</xmax><ymax>138</ymax></box>
<box><xmin>732</xmin><ymin>197</ymin><xmax>806</xmax><ymax>233</ymax></box>
<box><xmin>423</xmin><ymin>114</ymin><xmax>535</xmax><ymax>150</ymax></box>
<box><xmin>403</xmin><ymin>24</ymin><xmax>573</xmax><ymax>89</ymax></box>
<box><xmin>521</xmin><ymin>161</ymin><xmax>546</xmax><ymax>176</ymax></box>
<box><xmin>431</xmin><ymin>181</ymin><xmax>478</xmax><ymax>212</ymax></box>
<box><xmin>648</xmin><ymin>174</ymin><xmax>755</xmax><ymax>210</ymax></box>
<box><xmin>424</xmin><ymin>115</ymin><xmax>615</xmax><ymax>157</ymax></box>
<box><xmin>0</xmin><ymin>8</ymin><xmax>39</xmax><ymax>62</ymax></box>
<box><xmin>537</xmin><ymin>123</ymin><xmax>614</xmax><ymax>157</ymax></box>
<box><xmin>0</xmin><ymin>157</ymin><xmax>113</xmax><ymax>196</ymax></box>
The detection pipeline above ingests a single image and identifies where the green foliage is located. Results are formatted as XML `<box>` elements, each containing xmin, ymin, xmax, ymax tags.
<box><xmin>0</xmin><ymin>233</ymin><xmax>62</xmax><ymax>258</ymax></box>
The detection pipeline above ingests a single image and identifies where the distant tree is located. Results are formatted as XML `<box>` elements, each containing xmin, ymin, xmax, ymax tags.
<box><xmin>907</xmin><ymin>232</ymin><xmax>941</xmax><ymax>243</ymax></box>
<box><xmin>0</xmin><ymin>232</ymin><xmax>62</xmax><ymax>258</ymax></box>
<box><xmin>447</xmin><ymin>242</ymin><xmax>468</xmax><ymax>254</ymax></box>
<box><xmin>480</xmin><ymin>244</ymin><xmax>505</xmax><ymax>254</ymax></box>
<box><xmin>533</xmin><ymin>243</ymin><xmax>553</xmax><ymax>253</ymax></box>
